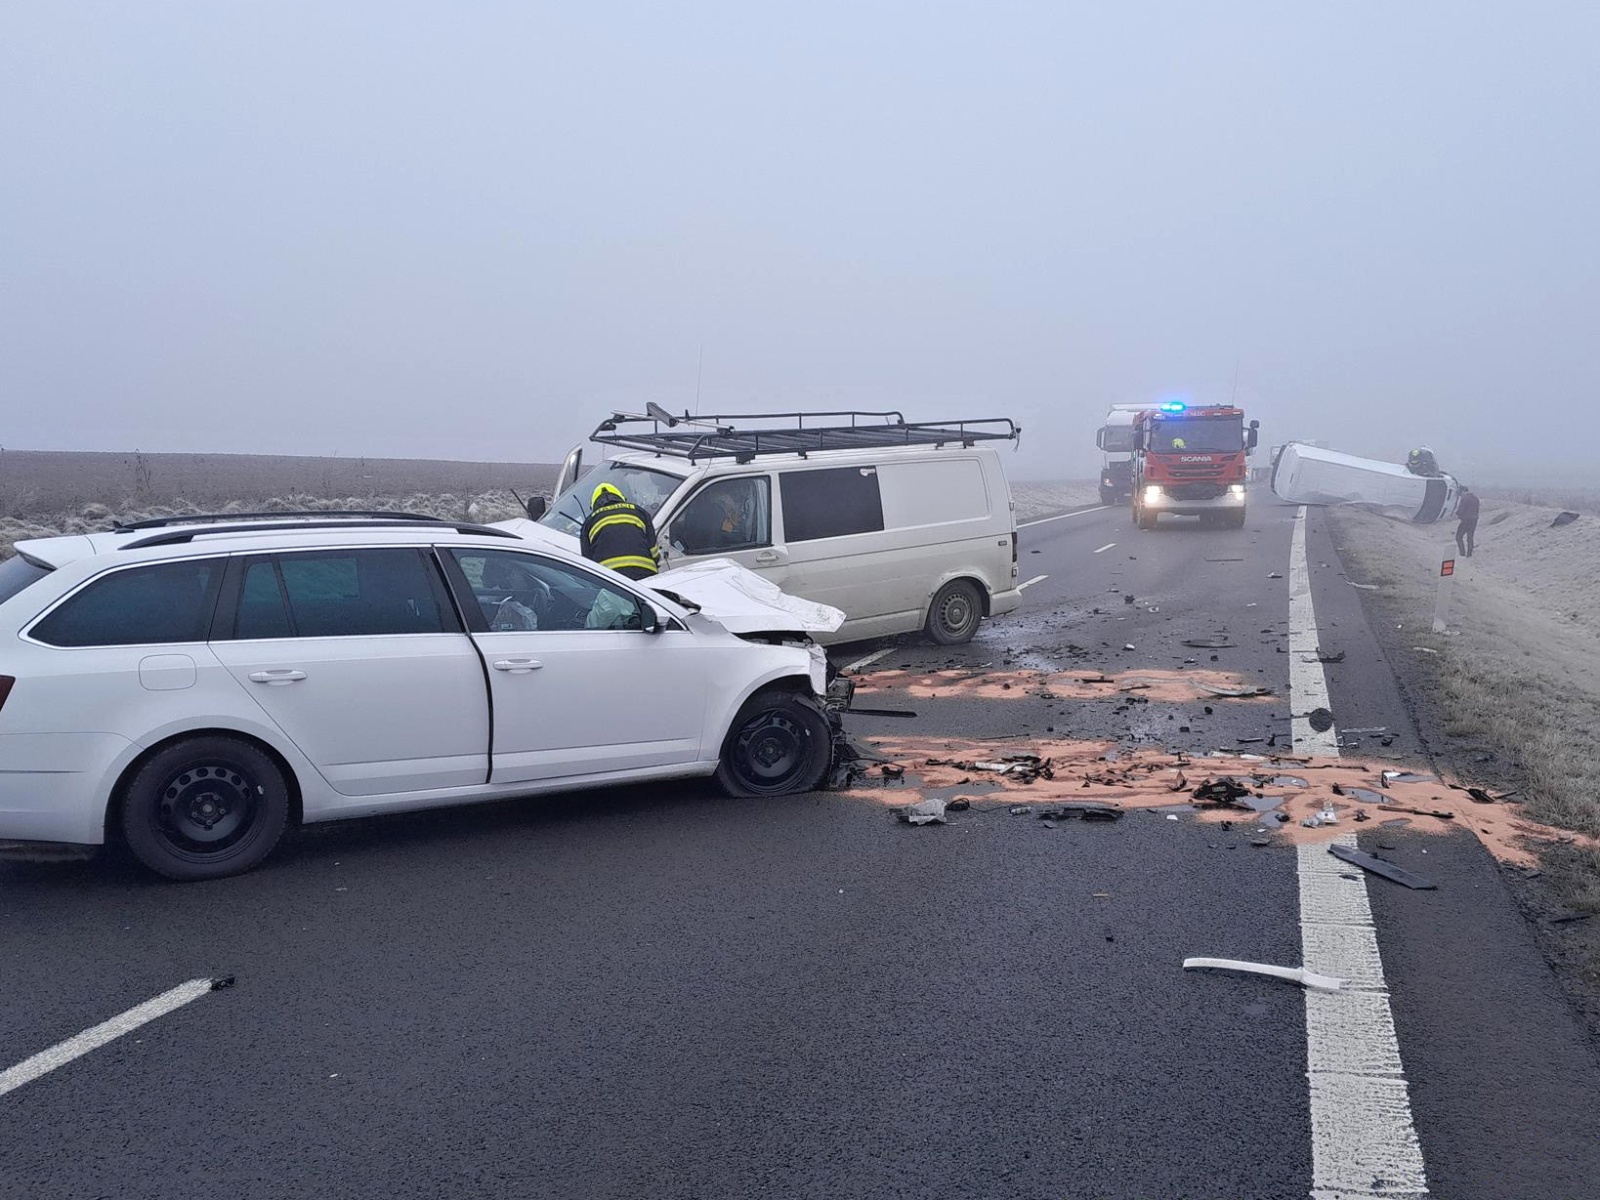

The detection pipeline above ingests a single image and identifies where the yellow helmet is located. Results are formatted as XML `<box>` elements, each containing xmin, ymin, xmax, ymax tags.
<box><xmin>591</xmin><ymin>482</ymin><xmax>625</xmax><ymax>507</ymax></box>
<box><xmin>1172</xmin><ymin>437</ymin><xmax>1187</xmax><ymax>449</ymax></box>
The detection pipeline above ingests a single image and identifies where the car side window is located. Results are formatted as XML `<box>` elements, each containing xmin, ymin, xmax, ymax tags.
<box><xmin>448</xmin><ymin>549</ymin><xmax>648</xmax><ymax>632</ymax></box>
<box><xmin>779</xmin><ymin>466</ymin><xmax>885</xmax><ymax>542</ymax></box>
<box><xmin>670</xmin><ymin>477</ymin><xmax>771</xmax><ymax>556</ymax></box>
<box><xmin>31</xmin><ymin>559</ymin><xmax>223</xmax><ymax>647</ymax></box>
<box><xmin>228</xmin><ymin>549</ymin><xmax>451</xmax><ymax>639</ymax></box>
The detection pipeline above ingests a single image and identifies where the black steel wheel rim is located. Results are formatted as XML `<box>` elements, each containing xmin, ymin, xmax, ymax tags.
<box><xmin>732</xmin><ymin>711</ymin><xmax>810</xmax><ymax>791</ymax></box>
<box><xmin>153</xmin><ymin>762</ymin><xmax>260</xmax><ymax>856</ymax></box>
<box><xmin>938</xmin><ymin>590</ymin><xmax>975</xmax><ymax>636</ymax></box>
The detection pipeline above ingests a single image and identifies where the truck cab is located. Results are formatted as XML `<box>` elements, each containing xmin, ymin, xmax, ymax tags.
<box><xmin>1130</xmin><ymin>402</ymin><xmax>1260</xmax><ymax>529</ymax></box>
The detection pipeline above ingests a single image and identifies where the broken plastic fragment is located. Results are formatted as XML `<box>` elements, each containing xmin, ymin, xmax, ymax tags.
<box><xmin>897</xmin><ymin>798</ymin><xmax>948</xmax><ymax>826</ymax></box>
<box><xmin>1328</xmin><ymin>844</ymin><xmax>1436</xmax><ymax>889</ymax></box>
<box><xmin>1182</xmin><ymin>957</ymin><xmax>1345</xmax><ymax>992</ymax></box>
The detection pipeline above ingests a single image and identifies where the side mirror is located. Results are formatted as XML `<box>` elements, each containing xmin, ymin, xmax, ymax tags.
<box><xmin>524</xmin><ymin>495</ymin><xmax>547</xmax><ymax>520</ymax></box>
<box><xmin>1246</xmin><ymin>422</ymin><xmax>1260</xmax><ymax>451</ymax></box>
<box><xmin>1132</xmin><ymin>429</ymin><xmax>1146</xmax><ymax>451</ymax></box>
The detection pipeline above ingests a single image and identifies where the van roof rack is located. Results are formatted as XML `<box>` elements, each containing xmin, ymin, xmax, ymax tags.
<box><xmin>591</xmin><ymin>409</ymin><xmax>1020</xmax><ymax>463</ymax></box>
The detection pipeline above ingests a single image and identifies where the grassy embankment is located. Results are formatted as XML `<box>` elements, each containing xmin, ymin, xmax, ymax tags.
<box><xmin>1329</xmin><ymin>493</ymin><xmax>1600</xmax><ymax>914</ymax></box>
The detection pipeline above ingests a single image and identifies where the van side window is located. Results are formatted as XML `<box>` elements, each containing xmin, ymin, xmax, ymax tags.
<box><xmin>672</xmin><ymin>478</ymin><xmax>771</xmax><ymax>555</ymax></box>
<box><xmin>779</xmin><ymin>467</ymin><xmax>885</xmax><ymax>542</ymax></box>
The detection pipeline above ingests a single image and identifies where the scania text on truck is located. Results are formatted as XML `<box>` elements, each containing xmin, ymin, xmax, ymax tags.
<box><xmin>1129</xmin><ymin>401</ymin><xmax>1260</xmax><ymax>529</ymax></box>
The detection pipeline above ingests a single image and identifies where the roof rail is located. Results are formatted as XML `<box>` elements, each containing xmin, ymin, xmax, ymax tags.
<box><xmin>118</xmin><ymin>519</ymin><xmax>520</xmax><ymax>550</ymax></box>
<box><xmin>591</xmin><ymin>409</ymin><xmax>1020</xmax><ymax>463</ymax></box>
<box><xmin>112</xmin><ymin>510</ymin><xmax>441</xmax><ymax>531</ymax></box>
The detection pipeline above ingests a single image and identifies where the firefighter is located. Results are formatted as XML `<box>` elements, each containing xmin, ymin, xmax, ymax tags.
<box><xmin>580</xmin><ymin>482</ymin><xmax>661</xmax><ymax>579</ymax></box>
<box><xmin>1406</xmin><ymin>447</ymin><xmax>1441</xmax><ymax>477</ymax></box>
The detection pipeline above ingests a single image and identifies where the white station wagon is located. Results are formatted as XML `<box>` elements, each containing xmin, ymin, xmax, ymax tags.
<box><xmin>0</xmin><ymin>512</ymin><xmax>839</xmax><ymax>880</ymax></box>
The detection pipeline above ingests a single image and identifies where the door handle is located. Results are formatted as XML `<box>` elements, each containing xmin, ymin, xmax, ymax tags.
<box><xmin>492</xmin><ymin>658</ymin><xmax>544</xmax><ymax>673</ymax></box>
<box><xmin>247</xmin><ymin>669</ymin><xmax>307</xmax><ymax>685</ymax></box>
<box><xmin>754</xmin><ymin>550</ymin><xmax>780</xmax><ymax>564</ymax></box>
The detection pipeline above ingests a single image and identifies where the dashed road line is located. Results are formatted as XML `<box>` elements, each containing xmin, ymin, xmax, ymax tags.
<box><xmin>1018</xmin><ymin>574</ymin><xmax>1049</xmax><ymax>591</ymax></box>
<box><xmin>1092</xmin><ymin>542</ymin><xmax>1116</xmax><ymax>554</ymax></box>
<box><xmin>1289</xmin><ymin>505</ymin><xmax>1428</xmax><ymax>1198</ymax></box>
<box><xmin>1</xmin><ymin>977</ymin><xmax>224</xmax><ymax>1099</ymax></box>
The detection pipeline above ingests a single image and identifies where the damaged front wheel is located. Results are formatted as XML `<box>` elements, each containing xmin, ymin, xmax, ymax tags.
<box><xmin>716</xmin><ymin>690</ymin><xmax>833</xmax><ymax>798</ymax></box>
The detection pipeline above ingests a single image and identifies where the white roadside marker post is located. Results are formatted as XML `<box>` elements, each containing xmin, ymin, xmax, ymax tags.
<box><xmin>1432</xmin><ymin>557</ymin><xmax>1455</xmax><ymax>632</ymax></box>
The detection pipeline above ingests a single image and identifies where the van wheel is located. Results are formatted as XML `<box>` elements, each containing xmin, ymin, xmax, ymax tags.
<box><xmin>120</xmin><ymin>736</ymin><xmax>291</xmax><ymax>880</ymax></box>
<box><xmin>716</xmin><ymin>691</ymin><xmax>833</xmax><ymax>798</ymax></box>
<box><xmin>926</xmin><ymin>579</ymin><xmax>983</xmax><ymax>645</ymax></box>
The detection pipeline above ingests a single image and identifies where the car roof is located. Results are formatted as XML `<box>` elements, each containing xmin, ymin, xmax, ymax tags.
<box><xmin>12</xmin><ymin>516</ymin><xmax>574</xmax><ymax>571</ymax></box>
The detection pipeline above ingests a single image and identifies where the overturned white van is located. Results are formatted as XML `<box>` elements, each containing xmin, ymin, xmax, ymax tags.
<box><xmin>1270</xmin><ymin>442</ymin><xmax>1460</xmax><ymax>524</ymax></box>
<box><xmin>525</xmin><ymin>409</ymin><xmax>1024</xmax><ymax>645</ymax></box>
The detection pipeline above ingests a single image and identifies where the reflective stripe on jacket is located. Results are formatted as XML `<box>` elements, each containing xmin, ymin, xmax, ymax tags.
<box><xmin>580</xmin><ymin>500</ymin><xmax>660</xmax><ymax>580</ymax></box>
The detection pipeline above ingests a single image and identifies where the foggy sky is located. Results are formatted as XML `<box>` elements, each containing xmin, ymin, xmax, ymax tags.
<box><xmin>3</xmin><ymin>3</ymin><xmax>1597</xmax><ymax>484</ymax></box>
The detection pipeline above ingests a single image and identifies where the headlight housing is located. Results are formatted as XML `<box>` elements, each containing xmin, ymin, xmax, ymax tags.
<box><xmin>1144</xmin><ymin>485</ymin><xmax>1163</xmax><ymax>501</ymax></box>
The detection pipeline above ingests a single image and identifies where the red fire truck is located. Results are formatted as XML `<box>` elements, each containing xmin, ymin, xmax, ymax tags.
<box><xmin>1129</xmin><ymin>401</ymin><xmax>1260</xmax><ymax>529</ymax></box>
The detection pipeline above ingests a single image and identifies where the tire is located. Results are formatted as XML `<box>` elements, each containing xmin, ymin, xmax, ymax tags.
<box><xmin>1224</xmin><ymin>507</ymin><xmax>1246</xmax><ymax>529</ymax></box>
<box><xmin>1135</xmin><ymin>503</ymin><xmax>1158</xmax><ymax>531</ymax></box>
<box><xmin>924</xmin><ymin>579</ymin><xmax>983</xmax><ymax>645</ymax></box>
<box><xmin>1099</xmin><ymin>487</ymin><xmax>1117</xmax><ymax>505</ymax></box>
<box><xmin>120</xmin><ymin>736</ymin><xmax>291</xmax><ymax>880</ymax></box>
<box><xmin>716</xmin><ymin>691</ymin><xmax>833</xmax><ymax>798</ymax></box>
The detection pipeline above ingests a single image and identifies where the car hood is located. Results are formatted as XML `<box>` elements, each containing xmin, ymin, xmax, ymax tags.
<box><xmin>644</xmin><ymin>559</ymin><xmax>846</xmax><ymax>636</ymax></box>
<box><xmin>489</xmin><ymin>518</ymin><xmax>579</xmax><ymax>550</ymax></box>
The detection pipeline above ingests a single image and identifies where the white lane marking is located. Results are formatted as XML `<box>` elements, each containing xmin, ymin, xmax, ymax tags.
<box><xmin>839</xmin><ymin>647</ymin><xmax>894</xmax><ymax>674</ymax></box>
<box><xmin>1289</xmin><ymin>507</ymin><xmax>1340</xmax><ymax>756</ymax></box>
<box><xmin>0</xmin><ymin>978</ymin><xmax>217</xmax><ymax>1098</ymax></box>
<box><xmin>1018</xmin><ymin>574</ymin><xmax>1049</xmax><ymax>591</ymax></box>
<box><xmin>1289</xmin><ymin>505</ymin><xmax>1428</xmax><ymax>1198</ymax></box>
<box><xmin>1019</xmin><ymin>505</ymin><xmax>1110</xmax><ymax>527</ymax></box>
<box><xmin>1092</xmin><ymin>542</ymin><xmax>1116</xmax><ymax>554</ymax></box>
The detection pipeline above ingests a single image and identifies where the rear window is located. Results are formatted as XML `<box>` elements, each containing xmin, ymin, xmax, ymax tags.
<box><xmin>31</xmin><ymin>560</ymin><xmax>222</xmax><ymax>647</ymax></box>
<box><xmin>0</xmin><ymin>555</ymin><xmax>53</xmax><ymax>605</ymax></box>
<box><xmin>779</xmin><ymin>466</ymin><xmax>885</xmax><ymax>542</ymax></box>
<box><xmin>226</xmin><ymin>549</ymin><xmax>452</xmax><ymax>640</ymax></box>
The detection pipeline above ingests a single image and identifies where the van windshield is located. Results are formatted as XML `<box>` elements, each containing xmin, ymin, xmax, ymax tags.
<box><xmin>538</xmin><ymin>463</ymin><xmax>686</xmax><ymax>536</ymax></box>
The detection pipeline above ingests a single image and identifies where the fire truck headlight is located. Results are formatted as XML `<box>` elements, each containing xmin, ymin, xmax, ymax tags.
<box><xmin>1144</xmin><ymin>485</ymin><xmax>1163</xmax><ymax>502</ymax></box>
<box><xmin>1228</xmin><ymin>484</ymin><xmax>1245</xmax><ymax>496</ymax></box>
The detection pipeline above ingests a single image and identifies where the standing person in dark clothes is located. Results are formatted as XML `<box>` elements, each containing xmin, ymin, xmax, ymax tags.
<box><xmin>580</xmin><ymin>482</ymin><xmax>661</xmax><ymax>579</ymax></box>
<box><xmin>1455</xmin><ymin>486</ymin><xmax>1480</xmax><ymax>558</ymax></box>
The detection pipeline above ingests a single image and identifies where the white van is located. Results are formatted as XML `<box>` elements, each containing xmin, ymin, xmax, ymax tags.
<box><xmin>527</xmin><ymin>410</ymin><xmax>1024</xmax><ymax>645</ymax></box>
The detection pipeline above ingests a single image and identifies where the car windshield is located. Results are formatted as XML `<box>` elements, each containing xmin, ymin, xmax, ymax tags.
<box><xmin>538</xmin><ymin>462</ymin><xmax>686</xmax><ymax>536</ymax></box>
<box><xmin>1151</xmin><ymin>417</ymin><xmax>1243</xmax><ymax>453</ymax></box>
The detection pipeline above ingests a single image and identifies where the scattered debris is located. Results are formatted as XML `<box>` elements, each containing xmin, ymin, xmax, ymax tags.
<box><xmin>210</xmin><ymin>975</ymin><xmax>237</xmax><ymax>992</ymax></box>
<box><xmin>1344</xmin><ymin>727</ymin><xmax>1388</xmax><ymax>735</ymax></box>
<box><xmin>1197</xmin><ymin>683</ymin><xmax>1274</xmax><ymax>698</ymax></box>
<box><xmin>1305</xmin><ymin>707</ymin><xmax>1335</xmax><ymax>732</ymax></box>
<box><xmin>946</xmin><ymin>798</ymin><xmax>972</xmax><ymax>812</ymax></box>
<box><xmin>1316</xmin><ymin>806</ymin><xmax>1339</xmax><ymax>824</ymax></box>
<box><xmin>1267</xmin><ymin>572</ymin><xmax>1283</xmax><ymax>579</ymax></box>
<box><xmin>1191</xmin><ymin>777</ymin><xmax>1253</xmax><ymax>809</ymax></box>
<box><xmin>1382</xmin><ymin>770</ymin><xmax>1437</xmax><ymax>785</ymax></box>
<box><xmin>880</xmin><ymin>764</ymin><xmax>905</xmax><ymax>781</ymax></box>
<box><xmin>1009</xmin><ymin>805</ymin><xmax>1034</xmax><ymax>815</ymax></box>
<box><xmin>927</xmin><ymin>754</ymin><xmax>1054</xmax><ymax>783</ymax></box>
<box><xmin>1182</xmin><ymin>957</ymin><xmax>1345</xmax><ymax>992</ymax></box>
<box><xmin>1328</xmin><ymin>844</ymin><xmax>1436</xmax><ymax>889</ymax></box>
<box><xmin>1376</xmin><ymin>805</ymin><xmax>1455</xmax><ymax>821</ymax></box>
<box><xmin>1182</xmin><ymin>637</ymin><xmax>1236</xmax><ymax>649</ymax></box>
<box><xmin>1122</xmin><ymin>643</ymin><xmax>1136</xmax><ymax>651</ymax></box>
<box><xmin>1168</xmin><ymin>772</ymin><xmax>1189</xmax><ymax>792</ymax></box>
<box><xmin>1038</xmin><ymin>803</ymin><xmax>1122</xmax><ymax>822</ymax></box>
<box><xmin>1547</xmin><ymin>910</ymin><xmax>1597</xmax><ymax>925</ymax></box>
<box><xmin>1550</xmin><ymin>511</ymin><xmax>1581</xmax><ymax>528</ymax></box>
<box><xmin>1347</xmin><ymin>581</ymin><xmax>1380</xmax><ymax>590</ymax></box>
<box><xmin>896</xmin><ymin>797</ymin><xmax>948</xmax><ymax>826</ymax></box>
<box><xmin>1311</xmin><ymin>649</ymin><xmax>1345</xmax><ymax>663</ymax></box>
<box><xmin>1413</xmin><ymin>646</ymin><xmax>1438</xmax><ymax>655</ymax></box>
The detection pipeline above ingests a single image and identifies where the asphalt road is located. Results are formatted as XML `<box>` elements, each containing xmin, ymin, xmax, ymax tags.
<box><xmin>3</xmin><ymin>499</ymin><xmax>1598</xmax><ymax>1199</ymax></box>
